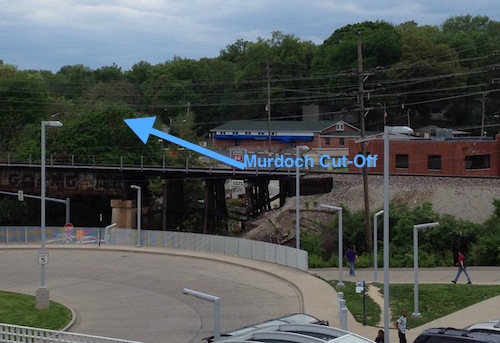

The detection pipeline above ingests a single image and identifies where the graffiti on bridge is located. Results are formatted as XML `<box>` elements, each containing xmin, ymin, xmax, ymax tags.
<box><xmin>0</xmin><ymin>170</ymin><xmax>124</xmax><ymax>195</ymax></box>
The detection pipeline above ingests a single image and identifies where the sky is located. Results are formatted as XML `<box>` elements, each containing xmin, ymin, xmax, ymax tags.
<box><xmin>1</xmin><ymin>0</ymin><xmax>500</xmax><ymax>72</ymax></box>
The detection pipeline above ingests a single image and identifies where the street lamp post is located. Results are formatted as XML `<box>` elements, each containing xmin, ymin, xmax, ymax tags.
<box><xmin>36</xmin><ymin>120</ymin><xmax>63</xmax><ymax>309</ymax></box>
<box><xmin>373</xmin><ymin>210</ymin><xmax>384</xmax><ymax>284</ymax></box>
<box><xmin>412</xmin><ymin>222</ymin><xmax>439</xmax><ymax>318</ymax></box>
<box><xmin>320</xmin><ymin>204</ymin><xmax>344</xmax><ymax>287</ymax></box>
<box><xmin>295</xmin><ymin>145</ymin><xmax>310</xmax><ymax>250</ymax></box>
<box><xmin>354</xmin><ymin>126</ymin><xmax>413</xmax><ymax>343</ymax></box>
<box><xmin>130</xmin><ymin>185</ymin><xmax>142</xmax><ymax>247</ymax></box>
<box><xmin>383</xmin><ymin>125</ymin><xmax>413</xmax><ymax>342</ymax></box>
<box><xmin>383</xmin><ymin>126</ymin><xmax>390</xmax><ymax>342</ymax></box>
<box><xmin>183</xmin><ymin>288</ymin><xmax>220</xmax><ymax>340</ymax></box>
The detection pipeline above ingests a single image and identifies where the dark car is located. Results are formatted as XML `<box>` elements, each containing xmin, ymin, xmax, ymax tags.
<box><xmin>414</xmin><ymin>328</ymin><xmax>500</xmax><ymax>343</ymax></box>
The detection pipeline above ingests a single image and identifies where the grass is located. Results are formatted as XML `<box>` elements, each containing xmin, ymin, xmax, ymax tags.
<box><xmin>330</xmin><ymin>281</ymin><xmax>500</xmax><ymax>328</ymax></box>
<box><xmin>0</xmin><ymin>291</ymin><xmax>72</xmax><ymax>330</ymax></box>
<box><xmin>388</xmin><ymin>283</ymin><xmax>500</xmax><ymax>327</ymax></box>
<box><xmin>329</xmin><ymin>281</ymin><xmax>381</xmax><ymax>327</ymax></box>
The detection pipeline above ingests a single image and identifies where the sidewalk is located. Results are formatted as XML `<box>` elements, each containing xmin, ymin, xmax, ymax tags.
<box><xmin>310</xmin><ymin>267</ymin><xmax>500</xmax><ymax>343</ymax></box>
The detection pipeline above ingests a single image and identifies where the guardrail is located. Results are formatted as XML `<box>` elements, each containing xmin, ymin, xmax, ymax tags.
<box><xmin>0</xmin><ymin>227</ymin><xmax>309</xmax><ymax>271</ymax></box>
<box><xmin>0</xmin><ymin>322</ymin><xmax>144</xmax><ymax>343</ymax></box>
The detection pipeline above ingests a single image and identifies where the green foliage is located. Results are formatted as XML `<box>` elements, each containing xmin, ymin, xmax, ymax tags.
<box><xmin>308</xmin><ymin>254</ymin><xmax>328</xmax><ymax>268</ymax></box>
<box><xmin>470</xmin><ymin>199</ymin><xmax>500</xmax><ymax>265</ymax></box>
<box><xmin>494</xmin><ymin>199</ymin><xmax>500</xmax><ymax>217</ymax></box>
<box><xmin>305</xmin><ymin>200</ymin><xmax>500</xmax><ymax>268</ymax></box>
<box><xmin>314</xmin><ymin>21</ymin><xmax>402</xmax><ymax>73</ymax></box>
<box><xmin>0</xmin><ymin>198</ymin><xmax>35</xmax><ymax>225</ymax></box>
<box><xmin>11</xmin><ymin>104</ymin><xmax>171</xmax><ymax>165</ymax></box>
<box><xmin>300</xmin><ymin>229</ymin><xmax>323</xmax><ymax>257</ymax></box>
<box><xmin>0</xmin><ymin>66</ymin><xmax>49</xmax><ymax>149</ymax></box>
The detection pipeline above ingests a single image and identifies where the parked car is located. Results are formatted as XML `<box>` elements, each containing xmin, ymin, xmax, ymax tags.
<box><xmin>205</xmin><ymin>313</ymin><xmax>373</xmax><ymax>343</ymax></box>
<box><xmin>465</xmin><ymin>320</ymin><xmax>500</xmax><ymax>334</ymax></box>
<box><xmin>414</xmin><ymin>327</ymin><xmax>500</xmax><ymax>343</ymax></box>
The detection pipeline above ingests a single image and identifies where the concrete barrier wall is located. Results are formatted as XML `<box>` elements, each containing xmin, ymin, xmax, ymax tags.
<box><xmin>0</xmin><ymin>226</ymin><xmax>308</xmax><ymax>271</ymax></box>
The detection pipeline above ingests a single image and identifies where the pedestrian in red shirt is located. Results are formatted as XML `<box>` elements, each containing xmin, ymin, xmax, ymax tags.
<box><xmin>452</xmin><ymin>251</ymin><xmax>472</xmax><ymax>284</ymax></box>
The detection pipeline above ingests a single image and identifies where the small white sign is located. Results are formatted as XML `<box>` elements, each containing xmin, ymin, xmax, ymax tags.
<box><xmin>355</xmin><ymin>281</ymin><xmax>365</xmax><ymax>294</ymax></box>
<box><xmin>231</xmin><ymin>180</ymin><xmax>244</xmax><ymax>186</ymax></box>
<box><xmin>38</xmin><ymin>251</ymin><xmax>49</xmax><ymax>265</ymax></box>
<box><xmin>18</xmin><ymin>190</ymin><xmax>24</xmax><ymax>201</ymax></box>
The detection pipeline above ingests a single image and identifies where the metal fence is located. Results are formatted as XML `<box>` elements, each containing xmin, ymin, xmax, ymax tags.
<box><xmin>0</xmin><ymin>322</ymin><xmax>144</xmax><ymax>343</ymax></box>
<box><xmin>0</xmin><ymin>227</ymin><xmax>308</xmax><ymax>271</ymax></box>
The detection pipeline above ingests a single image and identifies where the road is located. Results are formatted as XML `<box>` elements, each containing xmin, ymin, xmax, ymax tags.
<box><xmin>0</xmin><ymin>247</ymin><xmax>302</xmax><ymax>343</ymax></box>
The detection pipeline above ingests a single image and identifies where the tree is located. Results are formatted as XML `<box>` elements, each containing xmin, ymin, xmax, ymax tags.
<box><xmin>388</xmin><ymin>22</ymin><xmax>465</xmax><ymax>126</ymax></box>
<box><xmin>0</xmin><ymin>66</ymin><xmax>49</xmax><ymax>150</ymax></box>
<box><xmin>471</xmin><ymin>199</ymin><xmax>500</xmax><ymax>265</ymax></box>
<box><xmin>440</xmin><ymin>15</ymin><xmax>500</xmax><ymax>127</ymax></box>
<box><xmin>54</xmin><ymin>64</ymin><xmax>94</xmax><ymax>101</ymax></box>
<box><xmin>313</xmin><ymin>21</ymin><xmax>402</xmax><ymax>74</ymax></box>
<box><xmin>219</xmin><ymin>31</ymin><xmax>319</xmax><ymax>122</ymax></box>
<box><xmin>11</xmin><ymin>104</ymin><xmax>170</xmax><ymax>165</ymax></box>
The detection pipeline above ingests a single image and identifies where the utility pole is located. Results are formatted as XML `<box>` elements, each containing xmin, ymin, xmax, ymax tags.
<box><xmin>267</xmin><ymin>62</ymin><xmax>272</xmax><ymax>152</ymax></box>
<box><xmin>358</xmin><ymin>33</ymin><xmax>372</xmax><ymax>251</ymax></box>
<box><xmin>480</xmin><ymin>92</ymin><xmax>486</xmax><ymax>138</ymax></box>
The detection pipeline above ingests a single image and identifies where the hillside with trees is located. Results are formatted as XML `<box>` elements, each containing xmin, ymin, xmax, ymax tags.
<box><xmin>1</xmin><ymin>15</ymin><xmax>500</xmax><ymax>263</ymax></box>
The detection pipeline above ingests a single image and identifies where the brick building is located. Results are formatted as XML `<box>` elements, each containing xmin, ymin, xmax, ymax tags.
<box><xmin>347</xmin><ymin>133</ymin><xmax>500</xmax><ymax>177</ymax></box>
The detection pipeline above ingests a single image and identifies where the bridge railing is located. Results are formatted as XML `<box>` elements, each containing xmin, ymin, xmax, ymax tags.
<box><xmin>0</xmin><ymin>150</ymin><xmax>347</xmax><ymax>173</ymax></box>
<box><xmin>0</xmin><ymin>227</ymin><xmax>308</xmax><ymax>271</ymax></box>
<box><xmin>0</xmin><ymin>322</ymin><xmax>144</xmax><ymax>343</ymax></box>
<box><xmin>0</xmin><ymin>151</ymin><xmax>223</xmax><ymax>170</ymax></box>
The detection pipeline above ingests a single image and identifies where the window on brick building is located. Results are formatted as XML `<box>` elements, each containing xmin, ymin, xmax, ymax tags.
<box><xmin>396</xmin><ymin>154</ymin><xmax>409</xmax><ymax>169</ymax></box>
<box><xmin>234</xmin><ymin>139</ymin><xmax>240</xmax><ymax>146</ymax></box>
<box><xmin>339</xmin><ymin>138</ymin><xmax>345</xmax><ymax>146</ymax></box>
<box><xmin>325</xmin><ymin>137</ymin><xmax>331</xmax><ymax>145</ymax></box>
<box><xmin>465</xmin><ymin>154</ymin><xmax>490</xmax><ymax>169</ymax></box>
<box><xmin>336</xmin><ymin>123</ymin><xmax>344</xmax><ymax>131</ymax></box>
<box><xmin>428</xmin><ymin>155</ymin><xmax>441</xmax><ymax>170</ymax></box>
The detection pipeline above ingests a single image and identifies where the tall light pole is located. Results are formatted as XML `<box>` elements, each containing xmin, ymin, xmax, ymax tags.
<box><xmin>320</xmin><ymin>204</ymin><xmax>344</xmax><ymax>288</ymax></box>
<box><xmin>295</xmin><ymin>145</ymin><xmax>310</xmax><ymax>249</ymax></box>
<box><xmin>36</xmin><ymin>120</ymin><xmax>63</xmax><ymax>309</ymax></box>
<box><xmin>373</xmin><ymin>210</ymin><xmax>384</xmax><ymax>284</ymax></box>
<box><xmin>354</xmin><ymin>126</ymin><xmax>413</xmax><ymax>342</ymax></box>
<box><xmin>130</xmin><ymin>185</ymin><xmax>142</xmax><ymax>247</ymax></box>
<box><xmin>412</xmin><ymin>222</ymin><xmax>439</xmax><ymax>318</ymax></box>
<box><xmin>383</xmin><ymin>126</ymin><xmax>390</xmax><ymax>342</ymax></box>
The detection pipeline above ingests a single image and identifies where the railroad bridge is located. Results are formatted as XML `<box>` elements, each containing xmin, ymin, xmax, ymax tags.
<box><xmin>0</xmin><ymin>161</ymin><xmax>333</xmax><ymax>233</ymax></box>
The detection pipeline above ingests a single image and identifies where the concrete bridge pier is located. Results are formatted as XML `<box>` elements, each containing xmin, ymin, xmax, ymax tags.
<box><xmin>111</xmin><ymin>199</ymin><xmax>137</xmax><ymax>229</ymax></box>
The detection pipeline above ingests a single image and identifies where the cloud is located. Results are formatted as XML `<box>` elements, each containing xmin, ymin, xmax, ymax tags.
<box><xmin>0</xmin><ymin>0</ymin><xmax>499</xmax><ymax>71</ymax></box>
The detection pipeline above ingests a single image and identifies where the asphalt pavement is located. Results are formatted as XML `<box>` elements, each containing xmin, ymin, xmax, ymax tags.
<box><xmin>1</xmin><ymin>245</ymin><xmax>499</xmax><ymax>343</ymax></box>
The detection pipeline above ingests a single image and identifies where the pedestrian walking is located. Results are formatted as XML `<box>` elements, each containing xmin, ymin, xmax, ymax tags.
<box><xmin>346</xmin><ymin>247</ymin><xmax>359</xmax><ymax>276</ymax></box>
<box><xmin>452</xmin><ymin>250</ymin><xmax>472</xmax><ymax>284</ymax></box>
<box><xmin>375</xmin><ymin>329</ymin><xmax>384</xmax><ymax>343</ymax></box>
<box><xmin>395</xmin><ymin>309</ymin><xmax>410</xmax><ymax>343</ymax></box>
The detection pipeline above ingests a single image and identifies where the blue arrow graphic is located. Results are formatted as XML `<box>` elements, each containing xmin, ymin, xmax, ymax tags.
<box><xmin>124</xmin><ymin>116</ymin><xmax>246</xmax><ymax>170</ymax></box>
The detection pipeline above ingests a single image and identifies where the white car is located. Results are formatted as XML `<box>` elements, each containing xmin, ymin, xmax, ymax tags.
<box><xmin>465</xmin><ymin>320</ymin><xmax>500</xmax><ymax>334</ymax></box>
<box><xmin>212</xmin><ymin>323</ymin><xmax>375</xmax><ymax>343</ymax></box>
